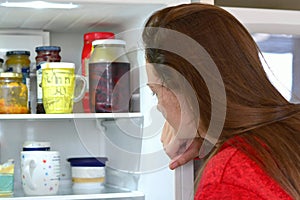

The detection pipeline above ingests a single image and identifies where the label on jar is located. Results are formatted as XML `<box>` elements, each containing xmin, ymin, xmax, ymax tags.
<box><xmin>21</xmin><ymin>67</ymin><xmax>30</xmax><ymax>84</ymax></box>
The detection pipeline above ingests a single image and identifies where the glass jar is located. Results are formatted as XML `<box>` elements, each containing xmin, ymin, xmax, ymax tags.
<box><xmin>81</xmin><ymin>32</ymin><xmax>115</xmax><ymax>113</ymax></box>
<box><xmin>0</xmin><ymin>72</ymin><xmax>28</xmax><ymax>114</ymax></box>
<box><xmin>35</xmin><ymin>46</ymin><xmax>61</xmax><ymax>64</ymax></box>
<box><xmin>89</xmin><ymin>39</ymin><xmax>131</xmax><ymax>113</ymax></box>
<box><xmin>5</xmin><ymin>50</ymin><xmax>30</xmax><ymax>84</ymax></box>
<box><xmin>35</xmin><ymin>46</ymin><xmax>61</xmax><ymax>114</ymax></box>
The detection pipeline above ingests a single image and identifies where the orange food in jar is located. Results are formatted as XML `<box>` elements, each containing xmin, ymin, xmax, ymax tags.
<box><xmin>0</xmin><ymin>72</ymin><xmax>28</xmax><ymax>114</ymax></box>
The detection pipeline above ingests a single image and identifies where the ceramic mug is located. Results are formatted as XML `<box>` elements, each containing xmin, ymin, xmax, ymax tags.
<box><xmin>41</xmin><ymin>62</ymin><xmax>87</xmax><ymax>114</ymax></box>
<box><xmin>20</xmin><ymin>151</ymin><xmax>60</xmax><ymax>196</ymax></box>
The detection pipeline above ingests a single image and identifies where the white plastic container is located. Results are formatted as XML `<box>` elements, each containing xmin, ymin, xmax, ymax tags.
<box><xmin>67</xmin><ymin>157</ymin><xmax>107</xmax><ymax>194</ymax></box>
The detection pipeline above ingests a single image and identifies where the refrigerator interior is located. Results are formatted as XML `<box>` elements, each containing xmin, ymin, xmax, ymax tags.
<box><xmin>0</xmin><ymin>0</ymin><xmax>194</xmax><ymax>199</ymax></box>
<box><xmin>0</xmin><ymin>114</ymin><xmax>145</xmax><ymax>199</ymax></box>
<box><xmin>2</xmin><ymin>1</ymin><xmax>299</xmax><ymax>199</ymax></box>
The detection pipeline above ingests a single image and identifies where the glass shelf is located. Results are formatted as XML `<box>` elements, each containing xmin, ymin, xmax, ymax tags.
<box><xmin>0</xmin><ymin>113</ymin><xmax>143</xmax><ymax>120</ymax></box>
<box><xmin>8</xmin><ymin>185</ymin><xmax>144</xmax><ymax>199</ymax></box>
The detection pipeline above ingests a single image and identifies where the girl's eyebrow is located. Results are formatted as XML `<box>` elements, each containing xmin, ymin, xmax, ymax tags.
<box><xmin>146</xmin><ymin>83</ymin><xmax>156</xmax><ymax>88</ymax></box>
<box><xmin>146</xmin><ymin>83</ymin><xmax>154</xmax><ymax>90</ymax></box>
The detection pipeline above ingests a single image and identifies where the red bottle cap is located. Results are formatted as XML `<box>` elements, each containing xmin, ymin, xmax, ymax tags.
<box><xmin>84</xmin><ymin>32</ymin><xmax>115</xmax><ymax>42</ymax></box>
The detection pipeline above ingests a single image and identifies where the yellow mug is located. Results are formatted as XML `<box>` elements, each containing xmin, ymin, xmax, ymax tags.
<box><xmin>41</xmin><ymin>62</ymin><xmax>86</xmax><ymax>114</ymax></box>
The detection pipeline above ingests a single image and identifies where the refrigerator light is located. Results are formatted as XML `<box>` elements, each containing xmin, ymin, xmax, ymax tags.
<box><xmin>0</xmin><ymin>1</ymin><xmax>79</xmax><ymax>9</ymax></box>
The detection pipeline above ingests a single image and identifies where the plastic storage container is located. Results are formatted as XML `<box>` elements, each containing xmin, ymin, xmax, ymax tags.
<box><xmin>81</xmin><ymin>32</ymin><xmax>115</xmax><ymax>113</ymax></box>
<box><xmin>89</xmin><ymin>39</ymin><xmax>131</xmax><ymax>113</ymax></box>
<box><xmin>35</xmin><ymin>46</ymin><xmax>61</xmax><ymax>114</ymax></box>
<box><xmin>67</xmin><ymin>157</ymin><xmax>108</xmax><ymax>194</ymax></box>
<box><xmin>0</xmin><ymin>72</ymin><xmax>28</xmax><ymax>114</ymax></box>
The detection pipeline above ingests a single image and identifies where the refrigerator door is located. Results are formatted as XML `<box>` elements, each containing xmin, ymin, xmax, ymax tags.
<box><xmin>175</xmin><ymin>161</ymin><xmax>194</xmax><ymax>200</ymax></box>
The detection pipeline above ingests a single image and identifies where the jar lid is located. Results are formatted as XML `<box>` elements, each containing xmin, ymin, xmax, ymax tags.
<box><xmin>21</xmin><ymin>68</ymin><xmax>29</xmax><ymax>72</ymax></box>
<box><xmin>0</xmin><ymin>72</ymin><xmax>22</xmax><ymax>78</ymax></box>
<box><xmin>35</xmin><ymin>46</ymin><xmax>61</xmax><ymax>52</ymax></box>
<box><xmin>67</xmin><ymin>157</ymin><xmax>108</xmax><ymax>167</ymax></box>
<box><xmin>23</xmin><ymin>141</ymin><xmax>51</xmax><ymax>151</ymax></box>
<box><xmin>92</xmin><ymin>39</ymin><xmax>126</xmax><ymax>46</ymax></box>
<box><xmin>41</xmin><ymin>62</ymin><xmax>75</xmax><ymax>69</ymax></box>
<box><xmin>84</xmin><ymin>32</ymin><xmax>115</xmax><ymax>41</ymax></box>
<box><xmin>6</xmin><ymin>50</ymin><xmax>30</xmax><ymax>56</ymax></box>
<box><xmin>0</xmin><ymin>58</ymin><xmax>3</xmax><ymax>63</ymax></box>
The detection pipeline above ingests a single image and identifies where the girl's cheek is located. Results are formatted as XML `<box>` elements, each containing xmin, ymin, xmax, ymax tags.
<box><xmin>158</xmin><ymin>102</ymin><xmax>170</xmax><ymax>121</ymax></box>
<box><xmin>157</xmin><ymin>104</ymin><xmax>162</xmax><ymax>112</ymax></box>
<box><xmin>157</xmin><ymin>103</ymin><xmax>164</xmax><ymax>115</ymax></box>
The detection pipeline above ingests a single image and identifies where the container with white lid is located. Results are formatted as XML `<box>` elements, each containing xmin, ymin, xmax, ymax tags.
<box><xmin>88</xmin><ymin>39</ymin><xmax>131</xmax><ymax>113</ymax></box>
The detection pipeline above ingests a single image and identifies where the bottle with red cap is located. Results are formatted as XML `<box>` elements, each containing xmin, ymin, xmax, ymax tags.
<box><xmin>81</xmin><ymin>32</ymin><xmax>115</xmax><ymax>113</ymax></box>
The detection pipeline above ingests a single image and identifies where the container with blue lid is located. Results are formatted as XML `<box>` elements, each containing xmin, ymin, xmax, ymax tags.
<box><xmin>6</xmin><ymin>50</ymin><xmax>30</xmax><ymax>56</ymax></box>
<box><xmin>5</xmin><ymin>50</ymin><xmax>30</xmax><ymax>84</ymax></box>
<box><xmin>35</xmin><ymin>46</ymin><xmax>61</xmax><ymax>52</ymax></box>
<box><xmin>67</xmin><ymin>157</ymin><xmax>108</xmax><ymax>167</ymax></box>
<box><xmin>22</xmin><ymin>141</ymin><xmax>51</xmax><ymax>151</ymax></box>
<box><xmin>67</xmin><ymin>157</ymin><xmax>108</xmax><ymax>194</ymax></box>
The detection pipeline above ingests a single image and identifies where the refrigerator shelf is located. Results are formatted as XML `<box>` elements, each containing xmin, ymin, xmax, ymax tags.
<box><xmin>7</xmin><ymin>190</ymin><xmax>144</xmax><ymax>200</ymax></box>
<box><xmin>0</xmin><ymin>113</ymin><xmax>143</xmax><ymax>120</ymax></box>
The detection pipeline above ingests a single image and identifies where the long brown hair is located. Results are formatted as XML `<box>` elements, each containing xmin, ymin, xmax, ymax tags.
<box><xmin>143</xmin><ymin>3</ymin><xmax>300</xmax><ymax>198</ymax></box>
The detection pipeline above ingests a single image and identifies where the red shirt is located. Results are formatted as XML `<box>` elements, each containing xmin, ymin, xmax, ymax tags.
<box><xmin>195</xmin><ymin>143</ymin><xmax>293</xmax><ymax>200</ymax></box>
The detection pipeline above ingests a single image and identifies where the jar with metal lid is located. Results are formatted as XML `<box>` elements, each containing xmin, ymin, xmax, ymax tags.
<box><xmin>35</xmin><ymin>46</ymin><xmax>61</xmax><ymax>114</ymax></box>
<box><xmin>5</xmin><ymin>50</ymin><xmax>30</xmax><ymax>83</ymax></box>
<box><xmin>0</xmin><ymin>72</ymin><xmax>28</xmax><ymax>114</ymax></box>
<box><xmin>89</xmin><ymin>39</ymin><xmax>130</xmax><ymax>113</ymax></box>
<box><xmin>35</xmin><ymin>46</ymin><xmax>61</xmax><ymax>64</ymax></box>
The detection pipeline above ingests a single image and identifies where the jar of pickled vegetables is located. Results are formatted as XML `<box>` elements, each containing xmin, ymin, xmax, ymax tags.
<box><xmin>0</xmin><ymin>72</ymin><xmax>28</xmax><ymax>114</ymax></box>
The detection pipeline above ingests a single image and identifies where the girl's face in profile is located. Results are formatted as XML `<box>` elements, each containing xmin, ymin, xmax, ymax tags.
<box><xmin>146</xmin><ymin>64</ymin><xmax>203</xmax><ymax>161</ymax></box>
<box><xmin>146</xmin><ymin>64</ymin><xmax>181</xmax><ymax>131</ymax></box>
<box><xmin>146</xmin><ymin>63</ymin><xmax>206</xmax><ymax>141</ymax></box>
